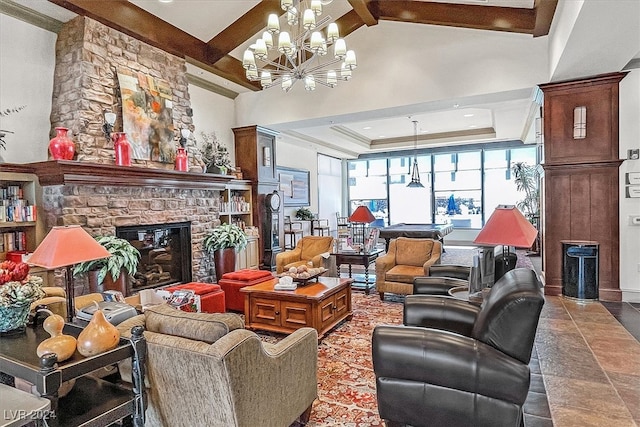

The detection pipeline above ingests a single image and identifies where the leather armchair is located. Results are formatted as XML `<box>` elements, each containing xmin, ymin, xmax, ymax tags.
<box><xmin>117</xmin><ymin>304</ymin><xmax>318</xmax><ymax>427</ymax></box>
<box><xmin>375</xmin><ymin>237</ymin><xmax>442</xmax><ymax>300</ymax></box>
<box><xmin>413</xmin><ymin>276</ymin><xmax>469</xmax><ymax>296</ymax></box>
<box><xmin>372</xmin><ymin>268</ymin><xmax>544</xmax><ymax>427</ymax></box>
<box><xmin>276</xmin><ymin>235</ymin><xmax>334</xmax><ymax>274</ymax></box>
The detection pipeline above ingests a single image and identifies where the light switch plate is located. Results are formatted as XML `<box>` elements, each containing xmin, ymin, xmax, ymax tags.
<box><xmin>626</xmin><ymin>172</ymin><xmax>640</xmax><ymax>185</ymax></box>
<box><xmin>628</xmin><ymin>149</ymin><xmax>640</xmax><ymax>160</ymax></box>
<box><xmin>627</xmin><ymin>187</ymin><xmax>640</xmax><ymax>198</ymax></box>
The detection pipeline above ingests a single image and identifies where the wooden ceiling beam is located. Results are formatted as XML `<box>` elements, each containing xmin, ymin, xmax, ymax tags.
<box><xmin>372</xmin><ymin>0</ymin><xmax>538</xmax><ymax>35</ymax></box>
<box><xmin>533</xmin><ymin>0</ymin><xmax>559</xmax><ymax>37</ymax></box>
<box><xmin>48</xmin><ymin>0</ymin><xmax>261</xmax><ymax>90</ymax></box>
<box><xmin>347</xmin><ymin>0</ymin><xmax>378</xmax><ymax>27</ymax></box>
<box><xmin>205</xmin><ymin>0</ymin><xmax>284</xmax><ymax>63</ymax></box>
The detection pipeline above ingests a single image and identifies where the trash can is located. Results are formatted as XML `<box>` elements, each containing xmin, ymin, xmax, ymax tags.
<box><xmin>562</xmin><ymin>241</ymin><xmax>599</xmax><ymax>301</ymax></box>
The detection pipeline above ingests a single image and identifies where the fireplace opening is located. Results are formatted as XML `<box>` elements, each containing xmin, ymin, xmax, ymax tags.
<box><xmin>116</xmin><ymin>222</ymin><xmax>192</xmax><ymax>293</ymax></box>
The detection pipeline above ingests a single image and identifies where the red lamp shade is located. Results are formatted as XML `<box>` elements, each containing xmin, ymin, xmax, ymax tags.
<box><xmin>349</xmin><ymin>206</ymin><xmax>376</xmax><ymax>224</ymax></box>
<box><xmin>28</xmin><ymin>225</ymin><xmax>111</xmax><ymax>321</ymax></box>
<box><xmin>474</xmin><ymin>205</ymin><xmax>538</xmax><ymax>248</ymax></box>
<box><xmin>28</xmin><ymin>225</ymin><xmax>111</xmax><ymax>269</ymax></box>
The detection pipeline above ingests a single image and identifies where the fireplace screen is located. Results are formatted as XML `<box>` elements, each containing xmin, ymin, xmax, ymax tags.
<box><xmin>116</xmin><ymin>222</ymin><xmax>192</xmax><ymax>292</ymax></box>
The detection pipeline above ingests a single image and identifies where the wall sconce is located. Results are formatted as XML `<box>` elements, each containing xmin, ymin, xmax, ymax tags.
<box><xmin>573</xmin><ymin>106</ymin><xmax>586</xmax><ymax>139</ymax></box>
<box><xmin>102</xmin><ymin>111</ymin><xmax>117</xmax><ymax>141</ymax></box>
<box><xmin>179</xmin><ymin>128</ymin><xmax>190</xmax><ymax>147</ymax></box>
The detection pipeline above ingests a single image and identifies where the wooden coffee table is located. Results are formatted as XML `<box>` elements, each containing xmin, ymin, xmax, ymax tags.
<box><xmin>241</xmin><ymin>277</ymin><xmax>353</xmax><ymax>339</ymax></box>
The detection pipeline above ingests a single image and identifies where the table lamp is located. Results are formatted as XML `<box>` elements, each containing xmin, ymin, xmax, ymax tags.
<box><xmin>28</xmin><ymin>225</ymin><xmax>111</xmax><ymax>322</ymax></box>
<box><xmin>473</xmin><ymin>205</ymin><xmax>538</xmax><ymax>284</ymax></box>
<box><xmin>349</xmin><ymin>206</ymin><xmax>376</xmax><ymax>249</ymax></box>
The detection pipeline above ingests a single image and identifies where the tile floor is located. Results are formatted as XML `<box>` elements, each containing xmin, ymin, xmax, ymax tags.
<box><xmin>532</xmin><ymin>298</ymin><xmax>640</xmax><ymax>427</ymax></box>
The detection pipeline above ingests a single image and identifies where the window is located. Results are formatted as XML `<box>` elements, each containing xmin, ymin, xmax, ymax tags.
<box><xmin>347</xmin><ymin>145</ymin><xmax>538</xmax><ymax>229</ymax></box>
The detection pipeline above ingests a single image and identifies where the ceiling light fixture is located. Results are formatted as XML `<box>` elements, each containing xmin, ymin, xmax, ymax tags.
<box><xmin>407</xmin><ymin>120</ymin><xmax>424</xmax><ymax>188</ymax></box>
<box><xmin>242</xmin><ymin>0</ymin><xmax>356</xmax><ymax>92</ymax></box>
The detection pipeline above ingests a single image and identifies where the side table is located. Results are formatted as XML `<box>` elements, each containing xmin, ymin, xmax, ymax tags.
<box><xmin>0</xmin><ymin>323</ymin><xmax>146</xmax><ymax>427</ymax></box>
<box><xmin>332</xmin><ymin>249</ymin><xmax>383</xmax><ymax>295</ymax></box>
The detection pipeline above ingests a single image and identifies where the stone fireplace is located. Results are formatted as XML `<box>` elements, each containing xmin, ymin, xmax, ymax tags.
<box><xmin>22</xmin><ymin>161</ymin><xmax>234</xmax><ymax>297</ymax></box>
<box><xmin>116</xmin><ymin>221</ymin><xmax>192</xmax><ymax>294</ymax></box>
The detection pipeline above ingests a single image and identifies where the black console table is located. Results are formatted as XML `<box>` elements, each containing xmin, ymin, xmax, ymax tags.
<box><xmin>0</xmin><ymin>323</ymin><xmax>146</xmax><ymax>427</ymax></box>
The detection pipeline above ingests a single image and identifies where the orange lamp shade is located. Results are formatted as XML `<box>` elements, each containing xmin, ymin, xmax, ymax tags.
<box><xmin>28</xmin><ymin>225</ymin><xmax>111</xmax><ymax>269</ymax></box>
<box><xmin>349</xmin><ymin>206</ymin><xmax>376</xmax><ymax>224</ymax></box>
<box><xmin>473</xmin><ymin>205</ymin><xmax>538</xmax><ymax>248</ymax></box>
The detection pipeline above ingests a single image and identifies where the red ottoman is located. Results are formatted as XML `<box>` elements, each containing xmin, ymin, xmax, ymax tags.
<box><xmin>165</xmin><ymin>282</ymin><xmax>226</xmax><ymax>313</ymax></box>
<box><xmin>218</xmin><ymin>270</ymin><xmax>274</xmax><ymax>312</ymax></box>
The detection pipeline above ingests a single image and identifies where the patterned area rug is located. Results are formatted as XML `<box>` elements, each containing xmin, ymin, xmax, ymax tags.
<box><xmin>259</xmin><ymin>247</ymin><xmax>537</xmax><ymax>426</ymax></box>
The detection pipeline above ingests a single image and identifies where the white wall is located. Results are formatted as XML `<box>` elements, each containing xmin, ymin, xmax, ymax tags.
<box><xmin>276</xmin><ymin>135</ymin><xmax>319</xmax><ymax>219</ymax></box>
<box><xmin>0</xmin><ymin>14</ymin><xmax>57</xmax><ymax>163</ymax></box>
<box><xmin>188</xmin><ymin>84</ymin><xmax>236</xmax><ymax>166</ymax></box>
<box><xmin>234</xmin><ymin>21</ymin><xmax>549</xmax><ymax>129</ymax></box>
<box><xmin>619</xmin><ymin>68</ymin><xmax>640</xmax><ymax>302</ymax></box>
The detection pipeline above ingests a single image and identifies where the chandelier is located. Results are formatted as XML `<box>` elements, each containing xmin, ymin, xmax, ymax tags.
<box><xmin>407</xmin><ymin>120</ymin><xmax>425</xmax><ymax>188</ymax></box>
<box><xmin>242</xmin><ymin>0</ymin><xmax>357</xmax><ymax>91</ymax></box>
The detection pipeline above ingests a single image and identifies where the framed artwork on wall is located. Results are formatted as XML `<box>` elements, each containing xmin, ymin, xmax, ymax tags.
<box><xmin>277</xmin><ymin>166</ymin><xmax>310</xmax><ymax>207</ymax></box>
<box><xmin>117</xmin><ymin>70</ymin><xmax>175</xmax><ymax>163</ymax></box>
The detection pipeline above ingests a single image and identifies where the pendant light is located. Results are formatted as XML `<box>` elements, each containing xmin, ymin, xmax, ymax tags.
<box><xmin>407</xmin><ymin>120</ymin><xmax>424</xmax><ymax>188</ymax></box>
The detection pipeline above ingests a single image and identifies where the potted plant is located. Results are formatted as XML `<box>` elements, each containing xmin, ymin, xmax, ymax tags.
<box><xmin>203</xmin><ymin>223</ymin><xmax>247</xmax><ymax>281</ymax></box>
<box><xmin>512</xmin><ymin>161</ymin><xmax>540</xmax><ymax>253</ymax></box>
<box><xmin>73</xmin><ymin>235</ymin><xmax>141</xmax><ymax>294</ymax></box>
<box><xmin>295</xmin><ymin>207</ymin><xmax>314</xmax><ymax>221</ymax></box>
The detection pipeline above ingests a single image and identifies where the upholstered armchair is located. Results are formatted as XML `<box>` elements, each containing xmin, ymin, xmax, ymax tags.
<box><xmin>117</xmin><ymin>304</ymin><xmax>318</xmax><ymax>427</ymax></box>
<box><xmin>372</xmin><ymin>268</ymin><xmax>544</xmax><ymax>427</ymax></box>
<box><xmin>29</xmin><ymin>287</ymin><xmax>67</xmax><ymax>319</ymax></box>
<box><xmin>276</xmin><ymin>235</ymin><xmax>334</xmax><ymax>274</ymax></box>
<box><xmin>374</xmin><ymin>237</ymin><xmax>442</xmax><ymax>300</ymax></box>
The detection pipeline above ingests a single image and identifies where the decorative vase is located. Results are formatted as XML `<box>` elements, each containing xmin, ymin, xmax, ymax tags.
<box><xmin>175</xmin><ymin>147</ymin><xmax>188</xmax><ymax>172</ymax></box>
<box><xmin>213</xmin><ymin>247</ymin><xmax>236</xmax><ymax>282</ymax></box>
<box><xmin>49</xmin><ymin>127</ymin><xmax>75</xmax><ymax>160</ymax></box>
<box><xmin>0</xmin><ymin>302</ymin><xmax>31</xmax><ymax>336</ymax></box>
<box><xmin>88</xmin><ymin>269</ymin><xmax>129</xmax><ymax>295</ymax></box>
<box><xmin>113</xmin><ymin>132</ymin><xmax>132</xmax><ymax>166</ymax></box>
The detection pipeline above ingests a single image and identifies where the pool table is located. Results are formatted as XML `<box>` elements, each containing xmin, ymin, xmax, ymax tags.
<box><xmin>379</xmin><ymin>223</ymin><xmax>454</xmax><ymax>250</ymax></box>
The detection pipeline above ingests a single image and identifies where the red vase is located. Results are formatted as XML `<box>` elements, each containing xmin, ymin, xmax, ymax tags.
<box><xmin>175</xmin><ymin>147</ymin><xmax>188</xmax><ymax>172</ymax></box>
<box><xmin>113</xmin><ymin>132</ymin><xmax>132</xmax><ymax>166</ymax></box>
<box><xmin>49</xmin><ymin>127</ymin><xmax>74</xmax><ymax>160</ymax></box>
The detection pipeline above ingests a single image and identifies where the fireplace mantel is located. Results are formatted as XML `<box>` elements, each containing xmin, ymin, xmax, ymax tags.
<box><xmin>2</xmin><ymin>160</ymin><xmax>234</xmax><ymax>190</ymax></box>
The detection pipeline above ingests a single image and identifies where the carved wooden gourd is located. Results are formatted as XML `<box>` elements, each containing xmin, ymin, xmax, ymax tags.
<box><xmin>36</xmin><ymin>310</ymin><xmax>77</xmax><ymax>363</ymax></box>
<box><xmin>76</xmin><ymin>302</ymin><xmax>120</xmax><ymax>357</ymax></box>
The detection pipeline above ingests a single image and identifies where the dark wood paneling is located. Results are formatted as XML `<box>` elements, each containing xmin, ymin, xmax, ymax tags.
<box><xmin>542</xmin><ymin>162</ymin><xmax>622</xmax><ymax>300</ymax></box>
<box><xmin>540</xmin><ymin>73</ymin><xmax>626</xmax><ymax>301</ymax></box>
<box><xmin>540</xmin><ymin>73</ymin><xmax>625</xmax><ymax>165</ymax></box>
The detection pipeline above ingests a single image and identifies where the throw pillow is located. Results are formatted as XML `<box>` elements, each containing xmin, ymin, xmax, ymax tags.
<box><xmin>144</xmin><ymin>303</ymin><xmax>244</xmax><ymax>344</ymax></box>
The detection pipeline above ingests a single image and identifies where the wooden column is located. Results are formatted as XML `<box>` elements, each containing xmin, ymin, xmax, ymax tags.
<box><xmin>539</xmin><ymin>72</ymin><xmax>626</xmax><ymax>301</ymax></box>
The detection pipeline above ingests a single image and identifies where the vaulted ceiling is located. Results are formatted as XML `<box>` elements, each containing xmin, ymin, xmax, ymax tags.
<box><xmin>6</xmin><ymin>0</ymin><xmax>568</xmax><ymax>157</ymax></box>
<box><xmin>47</xmin><ymin>0</ymin><xmax>557</xmax><ymax>92</ymax></box>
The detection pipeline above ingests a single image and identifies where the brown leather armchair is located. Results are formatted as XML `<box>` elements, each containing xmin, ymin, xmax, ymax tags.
<box><xmin>374</xmin><ymin>237</ymin><xmax>442</xmax><ymax>300</ymax></box>
<box><xmin>276</xmin><ymin>236</ymin><xmax>334</xmax><ymax>274</ymax></box>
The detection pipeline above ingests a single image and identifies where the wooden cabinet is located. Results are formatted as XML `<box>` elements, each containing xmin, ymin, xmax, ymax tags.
<box><xmin>0</xmin><ymin>171</ymin><xmax>44</xmax><ymax>262</ymax></box>
<box><xmin>235</xmin><ymin>236</ymin><xmax>259</xmax><ymax>270</ymax></box>
<box><xmin>242</xmin><ymin>277</ymin><xmax>353</xmax><ymax>338</ymax></box>
<box><xmin>319</xmin><ymin>285</ymin><xmax>350</xmax><ymax>332</ymax></box>
<box><xmin>233</xmin><ymin>126</ymin><xmax>281</xmax><ymax>270</ymax></box>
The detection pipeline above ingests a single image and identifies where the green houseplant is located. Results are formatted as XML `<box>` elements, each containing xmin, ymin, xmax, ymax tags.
<box><xmin>203</xmin><ymin>223</ymin><xmax>247</xmax><ymax>281</ymax></box>
<box><xmin>295</xmin><ymin>207</ymin><xmax>314</xmax><ymax>221</ymax></box>
<box><xmin>73</xmin><ymin>235</ymin><xmax>141</xmax><ymax>294</ymax></box>
<box><xmin>512</xmin><ymin>161</ymin><xmax>540</xmax><ymax>253</ymax></box>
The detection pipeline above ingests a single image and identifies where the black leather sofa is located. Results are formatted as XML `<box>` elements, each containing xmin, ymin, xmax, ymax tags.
<box><xmin>372</xmin><ymin>268</ymin><xmax>544</xmax><ymax>427</ymax></box>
